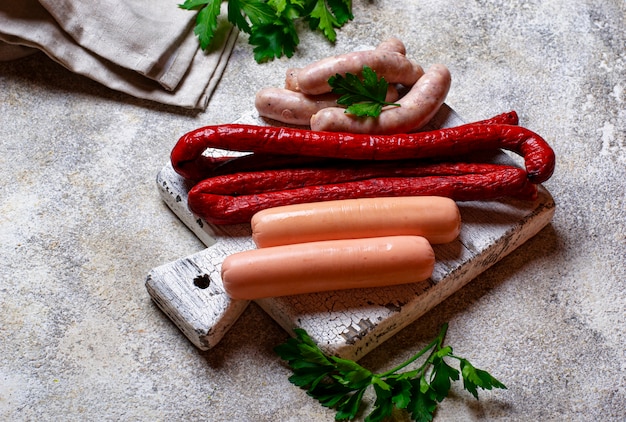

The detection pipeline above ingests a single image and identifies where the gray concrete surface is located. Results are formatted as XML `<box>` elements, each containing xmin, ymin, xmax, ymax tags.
<box><xmin>1</xmin><ymin>1</ymin><xmax>624</xmax><ymax>420</ymax></box>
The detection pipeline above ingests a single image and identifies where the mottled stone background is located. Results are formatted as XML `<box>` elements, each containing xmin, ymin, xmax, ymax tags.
<box><xmin>1</xmin><ymin>0</ymin><xmax>624</xmax><ymax>420</ymax></box>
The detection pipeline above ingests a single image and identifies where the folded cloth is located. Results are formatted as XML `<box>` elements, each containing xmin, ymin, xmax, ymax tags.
<box><xmin>0</xmin><ymin>0</ymin><xmax>238</xmax><ymax>109</ymax></box>
<box><xmin>0</xmin><ymin>40</ymin><xmax>38</xmax><ymax>60</ymax></box>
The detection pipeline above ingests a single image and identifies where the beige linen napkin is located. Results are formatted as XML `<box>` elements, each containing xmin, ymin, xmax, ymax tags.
<box><xmin>0</xmin><ymin>0</ymin><xmax>237</xmax><ymax>109</ymax></box>
<box><xmin>0</xmin><ymin>41</ymin><xmax>38</xmax><ymax>61</ymax></box>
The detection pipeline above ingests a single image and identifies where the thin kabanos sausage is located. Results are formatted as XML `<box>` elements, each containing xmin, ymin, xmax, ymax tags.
<box><xmin>170</xmin><ymin>114</ymin><xmax>555</xmax><ymax>184</ymax></box>
<box><xmin>187</xmin><ymin>163</ymin><xmax>537</xmax><ymax>225</ymax></box>
<box><xmin>251</xmin><ymin>196</ymin><xmax>461</xmax><ymax>247</ymax></box>
<box><xmin>476</xmin><ymin>110</ymin><xmax>518</xmax><ymax>126</ymax></box>
<box><xmin>221</xmin><ymin>235</ymin><xmax>435</xmax><ymax>300</ymax></box>
<box><xmin>254</xmin><ymin>85</ymin><xmax>399</xmax><ymax>126</ymax></box>
<box><xmin>172</xmin><ymin>111</ymin><xmax>520</xmax><ymax>181</ymax></box>
<box><xmin>310</xmin><ymin>63</ymin><xmax>452</xmax><ymax>134</ymax></box>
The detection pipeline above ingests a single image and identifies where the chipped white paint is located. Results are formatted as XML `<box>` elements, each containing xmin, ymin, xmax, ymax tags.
<box><xmin>145</xmin><ymin>105</ymin><xmax>556</xmax><ymax>359</ymax></box>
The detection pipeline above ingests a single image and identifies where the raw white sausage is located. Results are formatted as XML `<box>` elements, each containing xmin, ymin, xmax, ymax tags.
<box><xmin>310</xmin><ymin>63</ymin><xmax>451</xmax><ymax>134</ymax></box>
<box><xmin>288</xmin><ymin>39</ymin><xmax>423</xmax><ymax>95</ymax></box>
<box><xmin>255</xmin><ymin>86</ymin><xmax>399</xmax><ymax>126</ymax></box>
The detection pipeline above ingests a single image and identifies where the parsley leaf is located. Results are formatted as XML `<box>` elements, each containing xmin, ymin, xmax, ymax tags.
<box><xmin>328</xmin><ymin>66</ymin><xmax>401</xmax><ymax>117</ymax></box>
<box><xmin>179</xmin><ymin>0</ymin><xmax>223</xmax><ymax>50</ymax></box>
<box><xmin>248</xmin><ymin>17</ymin><xmax>299</xmax><ymax>62</ymax></box>
<box><xmin>459</xmin><ymin>358</ymin><xmax>508</xmax><ymax>399</ymax></box>
<box><xmin>227</xmin><ymin>0</ymin><xmax>276</xmax><ymax>33</ymax></box>
<box><xmin>407</xmin><ymin>380</ymin><xmax>438</xmax><ymax>422</ymax></box>
<box><xmin>306</xmin><ymin>0</ymin><xmax>341</xmax><ymax>42</ymax></box>
<box><xmin>179</xmin><ymin>0</ymin><xmax>354</xmax><ymax>63</ymax></box>
<box><xmin>326</xmin><ymin>0</ymin><xmax>353</xmax><ymax>26</ymax></box>
<box><xmin>275</xmin><ymin>323</ymin><xmax>507</xmax><ymax>421</ymax></box>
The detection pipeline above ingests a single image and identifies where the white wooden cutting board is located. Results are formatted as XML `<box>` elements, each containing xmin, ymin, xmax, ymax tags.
<box><xmin>145</xmin><ymin>105</ymin><xmax>555</xmax><ymax>360</ymax></box>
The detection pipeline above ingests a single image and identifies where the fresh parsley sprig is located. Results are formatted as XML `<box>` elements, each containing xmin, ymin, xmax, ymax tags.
<box><xmin>328</xmin><ymin>66</ymin><xmax>401</xmax><ymax>117</ymax></box>
<box><xmin>274</xmin><ymin>323</ymin><xmax>507</xmax><ymax>422</ymax></box>
<box><xmin>179</xmin><ymin>0</ymin><xmax>353</xmax><ymax>63</ymax></box>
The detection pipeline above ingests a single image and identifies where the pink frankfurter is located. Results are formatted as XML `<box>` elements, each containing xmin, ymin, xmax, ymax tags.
<box><xmin>221</xmin><ymin>235</ymin><xmax>435</xmax><ymax>300</ymax></box>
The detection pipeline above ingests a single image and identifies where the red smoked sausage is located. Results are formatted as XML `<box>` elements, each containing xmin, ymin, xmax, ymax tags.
<box><xmin>187</xmin><ymin>162</ymin><xmax>537</xmax><ymax>224</ymax></box>
<box><xmin>171</xmin><ymin>113</ymin><xmax>554</xmax><ymax>184</ymax></box>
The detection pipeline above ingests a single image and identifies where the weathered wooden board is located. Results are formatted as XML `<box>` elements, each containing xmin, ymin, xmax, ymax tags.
<box><xmin>145</xmin><ymin>105</ymin><xmax>555</xmax><ymax>360</ymax></box>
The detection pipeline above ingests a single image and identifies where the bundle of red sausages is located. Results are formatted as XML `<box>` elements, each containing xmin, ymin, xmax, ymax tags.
<box><xmin>169</xmin><ymin>39</ymin><xmax>556</xmax><ymax>299</ymax></box>
<box><xmin>170</xmin><ymin>109</ymin><xmax>555</xmax><ymax>225</ymax></box>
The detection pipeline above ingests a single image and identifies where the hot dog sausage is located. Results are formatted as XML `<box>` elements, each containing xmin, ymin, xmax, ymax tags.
<box><xmin>251</xmin><ymin>196</ymin><xmax>461</xmax><ymax>247</ymax></box>
<box><xmin>221</xmin><ymin>235</ymin><xmax>435</xmax><ymax>299</ymax></box>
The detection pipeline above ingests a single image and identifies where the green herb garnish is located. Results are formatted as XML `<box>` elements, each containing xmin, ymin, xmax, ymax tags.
<box><xmin>179</xmin><ymin>0</ymin><xmax>353</xmax><ymax>63</ymax></box>
<box><xmin>274</xmin><ymin>323</ymin><xmax>507</xmax><ymax>421</ymax></box>
<box><xmin>328</xmin><ymin>65</ymin><xmax>401</xmax><ymax>117</ymax></box>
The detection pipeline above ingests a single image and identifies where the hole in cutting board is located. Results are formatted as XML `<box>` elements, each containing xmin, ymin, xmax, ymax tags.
<box><xmin>193</xmin><ymin>274</ymin><xmax>211</xmax><ymax>289</ymax></box>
